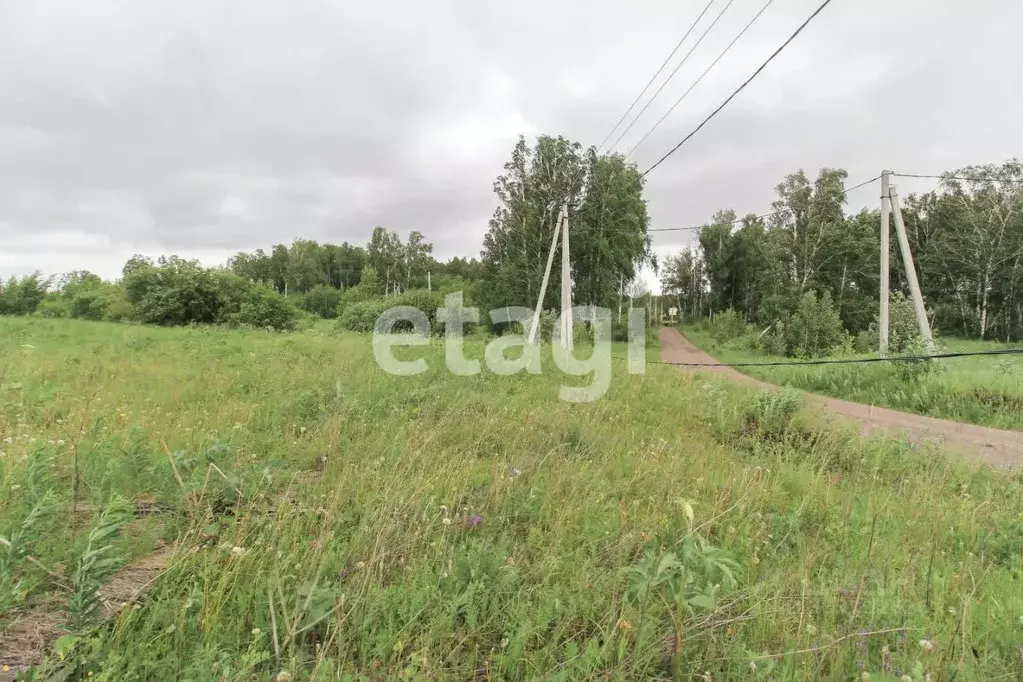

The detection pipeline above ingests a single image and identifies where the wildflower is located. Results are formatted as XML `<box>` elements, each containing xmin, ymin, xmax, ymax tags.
<box><xmin>4</xmin><ymin>437</ymin><xmax>12</xmax><ymax>444</ymax></box>
<box><xmin>275</xmin><ymin>673</ymin><xmax>292</xmax><ymax>682</ymax></box>
<box><xmin>184</xmin><ymin>599</ymin><xmax>193</xmax><ymax>610</ymax></box>
<box><xmin>231</xmin><ymin>546</ymin><xmax>246</xmax><ymax>556</ymax></box>
<box><xmin>356</xmin><ymin>561</ymin><xmax>366</xmax><ymax>569</ymax></box>
<box><xmin>919</xmin><ymin>638</ymin><xmax>935</xmax><ymax>652</ymax></box>
<box><xmin>252</xmin><ymin>628</ymin><xmax>261</xmax><ymax>635</ymax></box>
<box><xmin>165</xmin><ymin>623</ymin><xmax>176</xmax><ymax>634</ymax></box>
<box><xmin>442</xmin><ymin>517</ymin><xmax>452</xmax><ymax>525</ymax></box>
<box><xmin>3</xmin><ymin>666</ymin><xmax>9</xmax><ymax>673</ymax></box>
<box><xmin>616</xmin><ymin>619</ymin><xmax>632</xmax><ymax>631</ymax></box>
<box><xmin>861</xmin><ymin>673</ymin><xmax>870</xmax><ymax>681</ymax></box>
<box><xmin>900</xmin><ymin>677</ymin><xmax>912</xmax><ymax>682</ymax></box>
<box><xmin>749</xmin><ymin>661</ymin><xmax>756</xmax><ymax>671</ymax></box>
<box><xmin>467</xmin><ymin>514</ymin><xmax>483</xmax><ymax>528</ymax></box>
<box><xmin>56</xmin><ymin>439</ymin><xmax>65</xmax><ymax>446</ymax></box>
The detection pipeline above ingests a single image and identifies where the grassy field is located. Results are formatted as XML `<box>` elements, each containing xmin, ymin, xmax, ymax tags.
<box><xmin>2</xmin><ymin>318</ymin><xmax>1023</xmax><ymax>681</ymax></box>
<box><xmin>683</xmin><ymin>327</ymin><xmax>1023</xmax><ymax>432</ymax></box>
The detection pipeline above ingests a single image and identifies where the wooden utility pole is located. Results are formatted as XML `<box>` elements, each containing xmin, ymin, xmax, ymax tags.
<box><xmin>879</xmin><ymin>170</ymin><xmax>891</xmax><ymax>355</ymax></box>
<box><xmin>528</xmin><ymin>207</ymin><xmax>564</xmax><ymax>345</ymax></box>
<box><xmin>560</xmin><ymin>203</ymin><xmax>573</xmax><ymax>350</ymax></box>
<box><xmin>889</xmin><ymin>183</ymin><xmax>935</xmax><ymax>351</ymax></box>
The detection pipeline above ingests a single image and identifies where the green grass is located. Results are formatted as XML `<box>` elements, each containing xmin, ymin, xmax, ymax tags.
<box><xmin>2</xmin><ymin>317</ymin><xmax>1023</xmax><ymax>681</ymax></box>
<box><xmin>683</xmin><ymin>327</ymin><xmax>1023</xmax><ymax>432</ymax></box>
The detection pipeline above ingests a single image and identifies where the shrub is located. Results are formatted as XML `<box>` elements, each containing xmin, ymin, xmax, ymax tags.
<box><xmin>224</xmin><ymin>284</ymin><xmax>298</xmax><ymax>331</ymax></box>
<box><xmin>0</xmin><ymin>273</ymin><xmax>50</xmax><ymax>315</ymax></box>
<box><xmin>123</xmin><ymin>257</ymin><xmax>223</xmax><ymax>326</ymax></box>
<box><xmin>891</xmin><ymin>336</ymin><xmax>941</xmax><ymax>383</ymax></box>
<box><xmin>36</xmin><ymin>295</ymin><xmax>68</xmax><ymax>319</ymax></box>
<box><xmin>101</xmin><ymin>292</ymin><xmax>133</xmax><ymax>322</ymax></box>
<box><xmin>301</xmin><ymin>285</ymin><xmax>343</xmax><ymax>319</ymax></box>
<box><xmin>67</xmin><ymin>284</ymin><xmax>128</xmax><ymax>321</ymax></box>
<box><xmin>708</xmin><ymin>308</ymin><xmax>746</xmax><ymax>344</ymax></box>
<box><xmin>395</xmin><ymin>289</ymin><xmax>445</xmax><ymax>329</ymax></box>
<box><xmin>764</xmin><ymin>321</ymin><xmax>788</xmax><ymax>356</ymax></box>
<box><xmin>888</xmin><ymin>292</ymin><xmax>929</xmax><ymax>354</ymax></box>
<box><xmin>337</xmin><ymin>299</ymin><xmax>391</xmax><ymax>333</ymax></box>
<box><xmin>854</xmin><ymin>329</ymin><xmax>877</xmax><ymax>354</ymax></box>
<box><xmin>783</xmin><ymin>290</ymin><xmax>849</xmax><ymax>358</ymax></box>
<box><xmin>738</xmin><ymin>388</ymin><xmax>802</xmax><ymax>441</ymax></box>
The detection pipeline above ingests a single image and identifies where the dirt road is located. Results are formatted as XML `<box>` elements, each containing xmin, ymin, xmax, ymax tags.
<box><xmin>660</xmin><ymin>327</ymin><xmax>1023</xmax><ymax>469</ymax></box>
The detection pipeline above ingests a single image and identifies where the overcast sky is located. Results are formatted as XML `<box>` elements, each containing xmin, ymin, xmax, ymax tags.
<box><xmin>2</xmin><ymin>1</ymin><xmax>1021</xmax><ymax>290</ymax></box>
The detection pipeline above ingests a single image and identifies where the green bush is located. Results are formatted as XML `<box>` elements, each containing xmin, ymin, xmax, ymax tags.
<box><xmin>738</xmin><ymin>388</ymin><xmax>802</xmax><ymax>441</ymax></box>
<box><xmin>68</xmin><ymin>284</ymin><xmax>128</xmax><ymax>321</ymax></box>
<box><xmin>888</xmin><ymin>292</ymin><xmax>931</xmax><ymax>354</ymax></box>
<box><xmin>854</xmin><ymin>329</ymin><xmax>876</xmax><ymax>354</ymax></box>
<box><xmin>708</xmin><ymin>308</ymin><xmax>746</xmax><ymax>344</ymax></box>
<box><xmin>223</xmin><ymin>284</ymin><xmax>298</xmax><ymax>331</ymax></box>
<box><xmin>123</xmin><ymin>257</ymin><xmax>224</xmax><ymax>326</ymax></box>
<box><xmin>783</xmin><ymin>290</ymin><xmax>849</xmax><ymax>358</ymax></box>
<box><xmin>763</xmin><ymin>321</ymin><xmax>787</xmax><ymax>356</ymax></box>
<box><xmin>891</xmin><ymin>336</ymin><xmax>942</xmax><ymax>383</ymax></box>
<box><xmin>301</xmin><ymin>285</ymin><xmax>343</xmax><ymax>319</ymax></box>
<box><xmin>0</xmin><ymin>273</ymin><xmax>49</xmax><ymax>315</ymax></box>
<box><xmin>36</xmin><ymin>295</ymin><xmax>68</xmax><ymax>319</ymax></box>
<box><xmin>337</xmin><ymin>299</ymin><xmax>391</xmax><ymax>333</ymax></box>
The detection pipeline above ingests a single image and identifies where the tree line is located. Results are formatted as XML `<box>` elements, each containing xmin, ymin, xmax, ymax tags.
<box><xmin>0</xmin><ymin>229</ymin><xmax>484</xmax><ymax>331</ymax></box>
<box><xmin>661</xmin><ymin>159</ymin><xmax>1023</xmax><ymax>351</ymax></box>
<box><xmin>2</xmin><ymin>133</ymin><xmax>654</xmax><ymax>335</ymax></box>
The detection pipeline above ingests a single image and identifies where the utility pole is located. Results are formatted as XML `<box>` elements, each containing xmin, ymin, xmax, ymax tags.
<box><xmin>617</xmin><ymin>274</ymin><xmax>622</xmax><ymax>323</ymax></box>
<box><xmin>528</xmin><ymin>207</ymin><xmax>564</xmax><ymax>345</ymax></box>
<box><xmin>889</xmin><ymin>183</ymin><xmax>935</xmax><ymax>352</ymax></box>
<box><xmin>879</xmin><ymin>170</ymin><xmax>891</xmax><ymax>355</ymax></box>
<box><xmin>427</xmin><ymin>271</ymin><xmax>431</xmax><ymax>292</ymax></box>
<box><xmin>560</xmin><ymin>202</ymin><xmax>573</xmax><ymax>350</ymax></box>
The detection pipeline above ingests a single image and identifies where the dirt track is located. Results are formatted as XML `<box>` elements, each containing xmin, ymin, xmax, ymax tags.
<box><xmin>660</xmin><ymin>327</ymin><xmax>1023</xmax><ymax>469</ymax></box>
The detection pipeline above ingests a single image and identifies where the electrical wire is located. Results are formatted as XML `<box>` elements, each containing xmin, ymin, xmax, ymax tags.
<box><xmin>597</xmin><ymin>0</ymin><xmax>717</xmax><ymax>152</ymax></box>
<box><xmin>606</xmin><ymin>0</ymin><xmax>739</xmax><ymax>153</ymax></box>
<box><xmin>626</xmin><ymin>0</ymin><xmax>776</xmax><ymax>157</ymax></box>
<box><xmin>892</xmin><ymin>173</ymin><xmax>1023</xmax><ymax>184</ymax></box>
<box><xmin>642</xmin><ymin>0</ymin><xmax>836</xmax><ymax>177</ymax></box>
<box><xmin>576</xmin><ymin>174</ymin><xmax>879</xmax><ymax>236</ymax></box>
<box><xmin>632</xmin><ymin>347</ymin><xmax>1023</xmax><ymax>368</ymax></box>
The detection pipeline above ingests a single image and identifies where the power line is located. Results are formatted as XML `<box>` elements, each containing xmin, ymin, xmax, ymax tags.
<box><xmin>637</xmin><ymin>347</ymin><xmax>1023</xmax><ymax>368</ymax></box>
<box><xmin>893</xmin><ymin>173</ymin><xmax>1023</xmax><ymax>184</ymax></box>
<box><xmin>584</xmin><ymin>174</ymin><xmax>879</xmax><ymax>236</ymax></box>
<box><xmin>627</xmin><ymin>0</ymin><xmax>776</xmax><ymax>157</ymax></box>
<box><xmin>607</xmin><ymin>0</ymin><xmax>739</xmax><ymax>153</ymax></box>
<box><xmin>597</xmin><ymin>0</ymin><xmax>716</xmax><ymax>152</ymax></box>
<box><xmin>642</xmin><ymin>0</ymin><xmax>836</xmax><ymax>178</ymax></box>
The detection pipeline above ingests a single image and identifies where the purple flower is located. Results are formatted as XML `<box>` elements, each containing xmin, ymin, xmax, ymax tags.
<box><xmin>467</xmin><ymin>514</ymin><xmax>483</xmax><ymax>528</ymax></box>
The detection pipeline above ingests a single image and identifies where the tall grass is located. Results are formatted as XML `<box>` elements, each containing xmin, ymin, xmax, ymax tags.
<box><xmin>1</xmin><ymin>318</ymin><xmax>1021</xmax><ymax>680</ymax></box>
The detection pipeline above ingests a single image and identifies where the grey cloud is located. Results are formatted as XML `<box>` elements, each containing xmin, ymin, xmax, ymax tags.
<box><xmin>1</xmin><ymin>0</ymin><xmax>1021</xmax><ymax>283</ymax></box>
